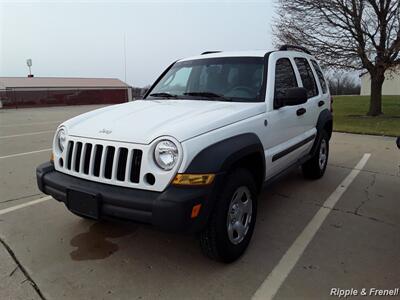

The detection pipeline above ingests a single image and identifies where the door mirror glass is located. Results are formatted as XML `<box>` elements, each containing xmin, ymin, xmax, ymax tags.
<box><xmin>275</xmin><ymin>87</ymin><xmax>307</xmax><ymax>107</ymax></box>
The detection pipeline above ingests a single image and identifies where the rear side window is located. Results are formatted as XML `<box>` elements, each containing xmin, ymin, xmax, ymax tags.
<box><xmin>294</xmin><ymin>58</ymin><xmax>318</xmax><ymax>98</ymax></box>
<box><xmin>274</xmin><ymin>58</ymin><xmax>298</xmax><ymax>100</ymax></box>
<box><xmin>311</xmin><ymin>60</ymin><xmax>327</xmax><ymax>93</ymax></box>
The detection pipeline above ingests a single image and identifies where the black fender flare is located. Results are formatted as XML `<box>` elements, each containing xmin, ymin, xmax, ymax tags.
<box><xmin>185</xmin><ymin>133</ymin><xmax>265</xmax><ymax>178</ymax></box>
<box><xmin>181</xmin><ymin>133</ymin><xmax>265</xmax><ymax>227</ymax></box>
<box><xmin>316</xmin><ymin>109</ymin><xmax>333</xmax><ymax>138</ymax></box>
<box><xmin>310</xmin><ymin>109</ymin><xmax>333</xmax><ymax>156</ymax></box>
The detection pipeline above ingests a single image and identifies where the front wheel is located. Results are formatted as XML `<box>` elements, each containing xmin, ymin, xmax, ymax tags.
<box><xmin>302</xmin><ymin>130</ymin><xmax>329</xmax><ymax>179</ymax></box>
<box><xmin>199</xmin><ymin>169</ymin><xmax>258</xmax><ymax>263</ymax></box>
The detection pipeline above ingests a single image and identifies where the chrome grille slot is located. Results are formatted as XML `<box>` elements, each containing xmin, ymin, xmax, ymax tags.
<box><xmin>60</xmin><ymin>138</ymin><xmax>143</xmax><ymax>186</ymax></box>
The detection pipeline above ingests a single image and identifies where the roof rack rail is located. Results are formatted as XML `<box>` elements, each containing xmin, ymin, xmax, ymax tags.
<box><xmin>279</xmin><ymin>45</ymin><xmax>311</xmax><ymax>55</ymax></box>
<box><xmin>201</xmin><ymin>51</ymin><xmax>221</xmax><ymax>55</ymax></box>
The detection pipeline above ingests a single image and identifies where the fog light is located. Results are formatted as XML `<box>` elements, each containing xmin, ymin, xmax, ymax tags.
<box><xmin>145</xmin><ymin>173</ymin><xmax>156</xmax><ymax>185</ymax></box>
<box><xmin>172</xmin><ymin>174</ymin><xmax>215</xmax><ymax>186</ymax></box>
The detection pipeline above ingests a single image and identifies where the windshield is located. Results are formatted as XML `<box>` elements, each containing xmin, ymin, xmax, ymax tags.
<box><xmin>146</xmin><ymin>57</ymin><xmax>265</xmax><ymax>102</ymax></box>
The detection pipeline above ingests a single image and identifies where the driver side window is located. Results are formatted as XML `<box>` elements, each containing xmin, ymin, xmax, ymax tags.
<box><xmin>274</xmin><ymin>58</ymin><xmax>298</xmax><ymax>108</ymax></box>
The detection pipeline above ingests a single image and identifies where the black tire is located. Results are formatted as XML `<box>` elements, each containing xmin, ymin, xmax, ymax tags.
<box><xmin>199</xmin><ymin>168</ymin><xmax>258</xmax><ymax>263</ymax></box>
<box><xmin>302</xmin><ymin>130</ymin><xmax>329</xmax><ymax>179</ymax></box>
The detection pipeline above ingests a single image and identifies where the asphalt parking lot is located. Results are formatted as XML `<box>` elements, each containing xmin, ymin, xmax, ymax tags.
<box><xmin>1</xmin><ymin>105</ymin><xmax>399</xmax><ymax>300</ymax></box>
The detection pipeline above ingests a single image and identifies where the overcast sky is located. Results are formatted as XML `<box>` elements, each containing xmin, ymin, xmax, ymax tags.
<box><xmin>0</xmin><ymin>0</ymin><xmax>276</xmax><ymax>87</ymax></box>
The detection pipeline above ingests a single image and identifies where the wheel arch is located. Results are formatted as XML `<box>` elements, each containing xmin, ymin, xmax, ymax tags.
<box><xmin>317</xmin><ymin>109</ymin><xmax>333</xmax><ymax>139</ymax></box>
<box><xmin>310</xmin><ymin>109</ymin><xmax>333</xmax><ymax>156</ymax></box>
<box><xmin>185</xmin><ymin>133</ymin><xmax>266</xmax><ymax>192</ymax></box>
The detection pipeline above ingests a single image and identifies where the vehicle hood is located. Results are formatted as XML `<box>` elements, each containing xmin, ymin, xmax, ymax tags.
<box><xmin>63</xmin><ymin>99</ymin><xmax>265</xmax><ymax>144</ymax></box>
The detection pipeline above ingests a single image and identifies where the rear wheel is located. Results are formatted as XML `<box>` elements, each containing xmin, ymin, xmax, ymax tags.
<box><xmin>302</xmin><ymin>130</ymin><xmax>329</xmax><ymax>179</ymax></box>
<box><xmin>199</xmin><ymin>168</ymin><xmax>258</xmax><ymax>263</ymax></box>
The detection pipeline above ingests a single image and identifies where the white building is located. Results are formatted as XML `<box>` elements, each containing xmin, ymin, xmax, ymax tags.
<box><xmin>360</xmin><ymin>69</ymin><xmax>400</xmax><ymax>95</ymax></box>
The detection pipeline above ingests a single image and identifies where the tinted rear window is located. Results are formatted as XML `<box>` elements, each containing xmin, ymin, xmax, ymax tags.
<box><xmin>294</xmin><ymin>58</ymin><xmax>318</xmax><ymax>98</ymax></box>
<box><xmin>311</xmin><ymin>60</ymin><xmax>327</xmax><ymax>94</ymax></box>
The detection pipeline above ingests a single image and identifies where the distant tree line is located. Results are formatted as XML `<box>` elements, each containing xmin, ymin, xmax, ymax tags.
<box><xmin>326</xmin><ymin>71</ymin><xmax>361</xmax><ymax>95</ymax></box>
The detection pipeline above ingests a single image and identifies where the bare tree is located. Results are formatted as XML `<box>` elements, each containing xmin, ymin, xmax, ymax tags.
<box><xmin>273</xmin><ymin>0</ymin><xmax>400</xmax><ymax>116</ymax></box>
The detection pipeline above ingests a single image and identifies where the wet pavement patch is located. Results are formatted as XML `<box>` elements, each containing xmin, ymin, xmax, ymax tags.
<box><xmin>70</xmin><ymin>221</ymin><xmax>138</xmax><ymax>261</ymax></box>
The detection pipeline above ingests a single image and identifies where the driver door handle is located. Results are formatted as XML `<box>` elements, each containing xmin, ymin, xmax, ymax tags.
<box><xmin>296</xmin><ymin>108</ymin><xmax>306</xmax><ymax>116</ymax></box>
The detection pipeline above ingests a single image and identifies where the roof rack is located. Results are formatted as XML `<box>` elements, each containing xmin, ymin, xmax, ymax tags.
<box><xmin>279</xmin><ymin>45</ymin><xmax>311</xmax><ymax>55</ymax></box>
<box><xmin>201</xmin><ymin>51</ymin><xmax>222</xmax><ymax>55</ymax></box>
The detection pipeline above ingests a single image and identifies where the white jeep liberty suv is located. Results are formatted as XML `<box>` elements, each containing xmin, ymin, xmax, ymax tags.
<box><xmin>37</xmin><ymin>45</ymin><xmax>333</xmax><ymax>263</ymax></box>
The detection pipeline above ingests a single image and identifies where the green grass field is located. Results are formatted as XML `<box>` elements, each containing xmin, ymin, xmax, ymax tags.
<box><xmin>333</xmin><ymin>95</ymin><xmax>400</xmax><ymax>137</ymax></box>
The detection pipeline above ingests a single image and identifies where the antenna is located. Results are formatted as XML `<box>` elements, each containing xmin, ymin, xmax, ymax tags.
<box><xmin>123</xmin><ymin>34</ymin><xmax>127</xmax><ymax>83</ymax></box>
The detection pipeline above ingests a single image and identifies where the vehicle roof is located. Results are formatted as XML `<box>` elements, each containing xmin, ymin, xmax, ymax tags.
<box><xmin>178</xmin><ymin>49</ymin><xmax>313</xmax><ymax>62</ymax></box>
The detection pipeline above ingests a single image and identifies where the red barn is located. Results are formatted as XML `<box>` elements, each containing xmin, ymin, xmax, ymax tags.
<box><xmin>0</xmin><ymin>77</ymin><xmax>132</xmax><ymax>108</ymax></box>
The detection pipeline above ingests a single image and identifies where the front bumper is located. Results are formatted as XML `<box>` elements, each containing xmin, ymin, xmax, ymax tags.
<box><xmin>36</xmin><ymin>162</ymin><xmax>222</xmax><ymax>233</ymax></box>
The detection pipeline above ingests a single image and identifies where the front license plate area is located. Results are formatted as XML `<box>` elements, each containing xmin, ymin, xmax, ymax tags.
<box><xmin>67</xmin><ymin>189</ymin><xmax>100</xmax><ymax>219</ymax></box>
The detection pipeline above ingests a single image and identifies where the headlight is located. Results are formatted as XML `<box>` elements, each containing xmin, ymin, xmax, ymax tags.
<box><xmin>154</xmin><ymin>139</ymin><xmax>179</xmax><ymax>170</ymax></box>
<box><xmin>55</xmin><ymin>128</ymin><xmax>66</xmax><ymax>153</ymax></box>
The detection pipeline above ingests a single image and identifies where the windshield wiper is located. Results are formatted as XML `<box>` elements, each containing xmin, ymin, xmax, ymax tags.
<box><xmin>184</xmin><ymin>92</ymin><xmax>223</xmax><ymax>98</ymax></box>
<box><xmin>184</xmin><ymin>91</ymin><xmax>234</xmax><ymax>102</ymax></box>
<box><xmin>149</xmin><ymin>92</ymin><xmax>179</xmax><ymax>99</ymax></box>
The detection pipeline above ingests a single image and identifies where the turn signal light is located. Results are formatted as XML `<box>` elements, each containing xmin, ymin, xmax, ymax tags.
<box><xmin>172</xmin><ymin>174</ymin><xmax>215</xmax><ymax>186</ymax></box>
<box><xmin>191</xmin><ymin>204</ymin><xmax>202</xmax><ymax>218</ymax></box>
<box><xmin>50</xmin><ymin>152</ymin><xmax>54</xmax><ymax>162</ymax></box>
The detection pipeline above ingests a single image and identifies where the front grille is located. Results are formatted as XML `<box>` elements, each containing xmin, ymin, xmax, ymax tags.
<box><xmin>64</xmin><ymin>140</ymin><xmax>142</xmax><ymax>183</ymax></box>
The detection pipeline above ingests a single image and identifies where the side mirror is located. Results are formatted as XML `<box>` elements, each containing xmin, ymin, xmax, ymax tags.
<box><xmin>275</xmin><ymin>87</ymin><xmax>308</xmax><ymax>108</ymax></box>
